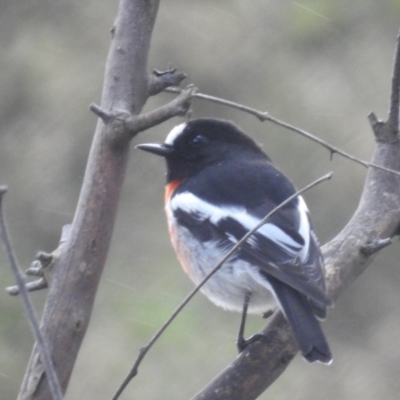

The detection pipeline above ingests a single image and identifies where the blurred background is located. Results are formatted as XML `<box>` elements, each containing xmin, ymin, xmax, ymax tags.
<box><xmin>1</xmin><ymin>0</ymin><xmax>400</xmax><ymax>399</ymax></box>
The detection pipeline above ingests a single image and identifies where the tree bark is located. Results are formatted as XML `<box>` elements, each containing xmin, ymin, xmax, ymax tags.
<box><xmin>18</xmin><ymin>1</ymin><xmax>160</xmax><ymax>398</ymax></box>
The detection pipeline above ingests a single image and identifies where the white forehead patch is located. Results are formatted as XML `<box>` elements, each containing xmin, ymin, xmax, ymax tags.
<box><xmin>165</xmin><ymin>122</ymin><xmax>187</xmax><ymax>146</ymax></box>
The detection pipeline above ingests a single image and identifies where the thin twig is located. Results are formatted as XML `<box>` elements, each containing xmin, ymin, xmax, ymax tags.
<box><xmin>6</xmin><ymin>278</ymin><xmax>48</xmax><ymax>296</ymax></box>
<box><xmin>165</xmin><ymin>87</ymin><xmax>400</xmax><ymax>177</ymax></box>
<box><xmin>6</xmin><ymin>226</ymin><xmax>71</xmax><ymax>296</ymax></box>
<box><xmin>111</xmin><ymin>172</ymin><xmax>332</xmax><ymax>400</ymax></box>
<box><xmin>0</xmin><ymin>187</ymin><xmax>63</xmax><ymax>400</ymax></box>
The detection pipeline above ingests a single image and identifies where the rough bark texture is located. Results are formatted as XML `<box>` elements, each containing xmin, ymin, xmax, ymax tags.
<box><xmin>18</xmin><ymin>1</ymin><xmax>160</xmax><ymax>399</ymax></box>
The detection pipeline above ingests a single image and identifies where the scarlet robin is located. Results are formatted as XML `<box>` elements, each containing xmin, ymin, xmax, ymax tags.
<box><xmin>137</xmin><ymin>118</ymin><xmax>332</xmax><ymax>363</ymax></box>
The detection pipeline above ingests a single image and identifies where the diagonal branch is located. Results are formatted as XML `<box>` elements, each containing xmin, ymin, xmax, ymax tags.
<box><xmin>89</xmin><ymin>85</ymin><xmax>196</xmax><ymax>138</ymax></box>
<box><xmin>112</xmin><ymin>172</ymin><xmax>332</xmax><ymax>400</ymax></box>
<box><xmin>190</xmin><ymin>28</ymin><xmax>400</xmax><ymax>400</ymax></box>
<box><xmin>0</xmin><ymin>188</ymin><xmax>63</xmax><ymax>400</ymax></box>
<box><xmin>165</xmin><ymin>87</ymin><xmax>400</xmax><ymax>177</ymax></box>
<box><xmin>191</xmin><ymin>123</ymin><xmax>400</xmax><ymax>400</ymax></box>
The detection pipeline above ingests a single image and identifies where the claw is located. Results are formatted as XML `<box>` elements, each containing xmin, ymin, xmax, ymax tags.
<box><xmin>237</xmin><ymin>334</ymin><xmax>269</xmax><ymax>353</ymax></box>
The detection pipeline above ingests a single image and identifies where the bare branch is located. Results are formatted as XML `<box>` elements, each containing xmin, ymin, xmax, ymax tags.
<box><xmin>0</xmin><ymin>187</ymin><xmax>63</xmax><ymax>400</ymax></box>
<box><xmin>126</xmin><ymin>85</ymin><xmax>195</xmax><ymax>133</ymax></box>
<box><xmin>192</xmin><ymin>143</ymin><xmax>400</xmax><ymax>400</ymax></box>
<box><xmin>148</xmin><ymin>68</ymin><xmax>187</xmax><ymax>96</ymax></box>
<box><xmin>7</xmin><ymin>225</ymin><xmax>71</xmax><ymax>295</ymax></box>
<box><xmin>165</xmin><ymin>87</ymin><xmax>400</xmax><ymax>177</ymax></box>
<box><xmin>90</xmin><ymin>85</ymin><xmax>196</xmax><ymax>138</ymax></box>
<box><xmin>6</xmin><ymin>279</ymin><xmax>47</xmax><ymax>296</ymax></box>
<box><xmin>368</xmin><ymin>112</ymin><xmax>385</xmax><ymax>136</ymax></box>
<box><xmin>192</xmin><ymin>29</ymin><xmax>400</xmax><ymax>399</ymax></box>
<box><xmin>18</xmin><ymin>1</ymin><xmax>162</xmax><ymax>398</ymax></box>
<box><xmin>192</xmin><ymin>312</ymin><xmax>297</xmax><ymax>400</ymax></box>
<box><xmin>385</xmin><ymin>28</ymin><xmax>400</xmax><ymax>139</ymax></box>
<box><xmin>112</xmin><ymin>172</ymin><xmax>332</xmax><ymax>400</ymax></box>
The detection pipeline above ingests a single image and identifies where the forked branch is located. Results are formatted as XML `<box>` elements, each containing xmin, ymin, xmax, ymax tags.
<box><xmin>190</xmin><ymin>27</ymin><xmax>400</xmax><ymax>400</ymax></box>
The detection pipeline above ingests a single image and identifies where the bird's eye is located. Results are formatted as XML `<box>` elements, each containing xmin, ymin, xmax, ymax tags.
<box><xmin>191</xmin><ymin>135</ymin><xmax>209</xmax><ymax>147</ymax></box>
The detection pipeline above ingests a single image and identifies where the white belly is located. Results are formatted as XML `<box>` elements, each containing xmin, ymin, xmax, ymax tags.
<box><xmin>169</xmin><ymin>222</ymin><xmax>275</xmax><ymax>315</ymax></box>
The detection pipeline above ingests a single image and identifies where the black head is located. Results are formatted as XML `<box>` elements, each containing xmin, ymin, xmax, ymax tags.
<box><xmin>136</xmin><ymin>118</ymin><xmax>268</xmax><ymax>182</ymax></box>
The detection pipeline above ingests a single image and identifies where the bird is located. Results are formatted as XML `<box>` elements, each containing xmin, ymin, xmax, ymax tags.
<box><xmin>136</xmin><ymin>118</ymin><xmax>333</xmax><ymax>363</ymax></box>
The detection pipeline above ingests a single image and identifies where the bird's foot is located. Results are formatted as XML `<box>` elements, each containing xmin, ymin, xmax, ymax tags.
<box><xmin>237</xmin><ymin>333</ymin><xmax>268</xmax><ymax>353</ymax></box>
<box><xmin>262</xmin><ymin>309</ymin><xmax>275</xmax><ymax>319</ymax></box>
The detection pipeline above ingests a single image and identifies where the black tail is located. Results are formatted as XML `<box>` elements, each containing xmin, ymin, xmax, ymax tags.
<box><xmin>269</xmin><ymin>277</ymin><xmax>332</xmax><ymax>364</ymax></box>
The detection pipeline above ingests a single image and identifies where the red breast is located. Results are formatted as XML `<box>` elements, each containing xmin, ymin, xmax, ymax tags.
<box><xmin>164</xmin><ymin>179</ymin><xmax>192</xmax><ymax>276</ymax></box>
<box><xmin>164</xmin><ymin>179</ymin><xmax>182</xmax><ymax>204</ymax></box>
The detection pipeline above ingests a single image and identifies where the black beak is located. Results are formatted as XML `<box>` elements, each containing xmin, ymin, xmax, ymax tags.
<box><xmin>135</xmin><ymin>143</ymin><xmax>174</xmax><ymax>157</ymax></box>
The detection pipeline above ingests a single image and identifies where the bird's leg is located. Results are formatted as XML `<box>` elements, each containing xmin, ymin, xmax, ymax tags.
<box><xmin>236</xmin><ymin>292</ymin><xmax>251</xmax><ymax>353</ymax></box>
<box><xmin>237</xmin><ymin>294</ymin><xmax>275</xmax><ymax>353</ymax></box>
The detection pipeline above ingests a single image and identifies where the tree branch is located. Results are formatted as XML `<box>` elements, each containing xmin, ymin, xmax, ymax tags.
<box><xmin>148</xmin><ymin>68</ymin><xmax>187</xmax><ymax>96</ymax></box>
<box><xmin>112</xmin><ymin>172</ymin><xmax>332</xmax><ymax>400</ymax></box>
<box><xmin>17</xmin><ymin>1</ymin><xmax>162</xmax><ymax>399</ymax></box>
<box><xmin>191</xmin><ymin>30</ymin><xmax>400</xmax><ymax>400</ymax></box>
<box><xmin>7</xmin><ymin>225</ymin><xmax>71</xmax><ymax>296</ymax></box>
<box><xmin>0</xmin><ymin>187</ymin><xmax>63</xmax><ymax>400</ymax></box>
<box><xmin>89</xmin><ymin>85</ymin><xmax>196</xmax><ymax>138</ymax></box>
<box><xmin>165</xmin><ymin>87</ymin><xmax>400</xmax><ymax>177</ymax></box>
<box><xmin>385</xmin><ymin>27</ymin><xmax>400</xmax><ymax>140</ymax></box>
<box><xmin>191</xmin><ymin>131</ymin><xmax>400</xmax><ymax>400</ymax></box>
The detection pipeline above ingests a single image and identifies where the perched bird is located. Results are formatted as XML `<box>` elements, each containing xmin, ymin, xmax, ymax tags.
<box><xmin>137</xmin><ymin>118</ymin><xmax>333</xmax><ymax>363</ymax></box>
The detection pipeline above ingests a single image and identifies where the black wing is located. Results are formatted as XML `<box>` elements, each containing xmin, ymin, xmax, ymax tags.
<box><xmin>171</xmin><ymin>158</ymin><xmax>331</xmax><ymax>310</ymax></box>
